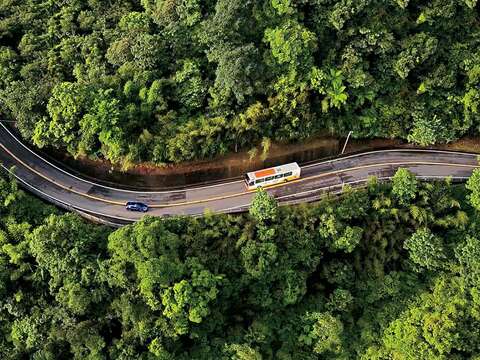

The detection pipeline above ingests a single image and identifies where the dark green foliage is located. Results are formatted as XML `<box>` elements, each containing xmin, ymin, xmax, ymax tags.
<box><xmin>2</xmin><ymin>171</ymin><xmax>480</xmax><ymax>358</ymax></box>
<box><xmin>1</xmin><ymin>1</ymin><xmax>480</xmax><ymax>166</ymax></box>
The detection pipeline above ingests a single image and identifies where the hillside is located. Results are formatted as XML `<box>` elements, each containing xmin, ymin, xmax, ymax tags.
<box><xmin>1</xmin><ymin>1</ymin><xmax>479</xmax><ymax>166</ymax></box>
<box><xmin>2</xmin><ymin>169</ymin><xmax>480</xmax><ymax>358</ymax></box>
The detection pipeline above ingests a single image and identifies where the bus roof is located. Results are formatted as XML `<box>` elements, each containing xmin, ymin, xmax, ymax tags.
<box><xmin>254</xmin><ymin>168</ymin><xmax>276</xmax><ymax>178</ymax></box>
<box><xmin>247</xmin><ymin>162</ymin><xmax>300</xmax><ymax>180</ymax></box>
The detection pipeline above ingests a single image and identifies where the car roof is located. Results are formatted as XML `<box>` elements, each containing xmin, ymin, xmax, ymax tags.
<box><xmin>126</xmin><ymin>201</ymin><xmax>148</xmax><ymax>206</ymax></box>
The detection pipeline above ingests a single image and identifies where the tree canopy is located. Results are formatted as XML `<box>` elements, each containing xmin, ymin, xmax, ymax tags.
<box><xmin>1</xmin><ymin>1</ymin><xmax>479</xmax><ymax>166</ymax></box>
<box><xmin>1</xmin><ymin>169</ymin><xmax>480</xmax><ymax>358</ymax></box>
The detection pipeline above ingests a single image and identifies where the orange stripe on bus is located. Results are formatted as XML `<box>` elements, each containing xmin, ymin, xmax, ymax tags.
<box><xmin>254</xmin><ymin>168</ymin><xmax>276</xmax><ymax>178</ymax></box>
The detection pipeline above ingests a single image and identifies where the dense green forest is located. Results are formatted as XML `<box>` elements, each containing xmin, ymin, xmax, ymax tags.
<box><xmin>2</xmin><ymin>168</ymin><xmax>480</xmax><ymax>359</ymax></box>
<box><xmin>1</xmin><ymin>1</ymin><xmax>480</xmax><ymax>166</ymax></box>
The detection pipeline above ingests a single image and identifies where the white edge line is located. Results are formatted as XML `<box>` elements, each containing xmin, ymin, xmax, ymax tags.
<box><xmin>1</xmin><ymin>161</ymin><xmax>471</xmax><ymax>224</ymax></box>
<box><xmin>1</xmin><ymin>163</ymin><xmax>219</xmax><ymax>222</ymax></box>
<box><xmin>0</xmin><ymin>164</ymin><xmax>136</xmax><ymax>223</ymax></box>
<box><xmin>221</xmin><ymin>175</ymin><xmax>470</xmax><ymax>212</ymax></box>
<box><xmin>0</xmin><ymin>123</ymin><xmax>243</xmax><ymax>193</ymax></box>
<box><xmin>1</xmin><ymin>122</ymin><xmax>477</xmax><ymax>195</ymax></box>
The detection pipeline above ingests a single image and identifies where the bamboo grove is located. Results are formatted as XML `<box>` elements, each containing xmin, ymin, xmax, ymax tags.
<box><xmin>1</xmin><ymin>168</ymin><xmax>480</xmax><ymax>358</ymax></box>
<box><xmin>1</xmin><ymin>1</ymin><xmax>479</xmax><ymax>165</ymax></box>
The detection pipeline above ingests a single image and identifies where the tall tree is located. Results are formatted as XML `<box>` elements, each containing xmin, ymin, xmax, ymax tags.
<box><xmin>392</xmin><ymin>168</ymin><xmax>418</xmax><ymax>206</ymax></box>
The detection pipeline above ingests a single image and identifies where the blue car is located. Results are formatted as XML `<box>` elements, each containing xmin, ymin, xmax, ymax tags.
<box><xmin>125</xmin><ymin>201</ymin><xmax>149</xmax><ymax>212</ymax></box>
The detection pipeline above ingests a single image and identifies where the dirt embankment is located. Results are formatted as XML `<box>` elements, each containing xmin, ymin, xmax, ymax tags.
<box><xmin>42</xmin><ymin>136</ymin><xmax>480</xmax><ymax>190</ymax></box>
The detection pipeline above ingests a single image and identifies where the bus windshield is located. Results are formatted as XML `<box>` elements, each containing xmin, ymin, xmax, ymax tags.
<box><xmin>244</xmin><ymin>174</ymin><xmax>254</xmax><ymax>186</ymax></box>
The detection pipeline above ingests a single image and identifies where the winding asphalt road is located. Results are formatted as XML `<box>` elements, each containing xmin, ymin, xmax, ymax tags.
<box><xmin>0</xmin><ymin>123</ymin><xmax>478</xmax><ymax>226</ymax></box>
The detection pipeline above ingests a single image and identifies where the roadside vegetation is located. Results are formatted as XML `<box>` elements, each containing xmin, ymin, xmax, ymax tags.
<box><xmin>1</xmin><ymin>1</ymin><xmax>480</xmax><ymax>166</ymax></box>
<box><xmin>2</xmin><ymin>168</ymin><xmax>480</xmax><ymax>358</ymax></box>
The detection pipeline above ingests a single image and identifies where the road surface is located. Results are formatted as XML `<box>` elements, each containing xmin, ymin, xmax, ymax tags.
<box><xmin>0</xmin><ymin>123</ymin><xmax>477</xmax><ymax>226</ymax></box>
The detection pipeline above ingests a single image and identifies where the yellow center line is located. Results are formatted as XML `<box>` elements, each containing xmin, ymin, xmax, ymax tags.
<box><xmin>1</xmin><ymin>141</ymin><xmax>477</xmax><ymax>208</ymax></box>
<box><xmin>1</xmin><ymin>142</ymin><xmax>126</xmax><ymax>206</ymax></box>
<box><xmin>251</xmin><ymin>161</ymin><xmax>478</xmax><ymax>193</ymax></box>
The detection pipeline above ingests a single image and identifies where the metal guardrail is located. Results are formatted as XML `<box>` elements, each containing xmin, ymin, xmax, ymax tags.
<box><xmin>0</xmin><ymin>164</ymin><xmax>125</xmax><ymax>227</ymax></box>
<box><xmin>2</xmin><ymin>121</ymin><xmax>478</xmax><ymax>192</ymax></box>
<box><xmin>221</xmin><ymin>175</ymin><xmax>470</xmax><ymax>214</ymax></box>
<box><xmin>0</xmin><ymin>160</ymin><xmax>472</xmax><ymax>226</ymax></box>
<box><xmin>1</xmin><ymin>118</ymin><xmax>476</xmax><ymax>226</ymax></box>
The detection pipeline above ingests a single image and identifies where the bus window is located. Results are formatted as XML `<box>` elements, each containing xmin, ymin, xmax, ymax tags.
<box><xmin>246</xmin><ymin>162</ymin><xmax>300</xmax><ymax>190</ymax></box>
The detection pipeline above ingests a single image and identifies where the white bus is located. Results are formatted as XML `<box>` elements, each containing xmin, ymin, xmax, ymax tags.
<box><xmin>244</xmin><ymin>162</ymin><xmax>301</xmax><ymax>190</ymax></box>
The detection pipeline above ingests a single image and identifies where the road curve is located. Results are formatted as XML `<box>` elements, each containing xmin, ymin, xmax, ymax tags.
<box><xmin>0</xmin><ymin>123</ymin><xmax>478</xmax><ymax>226</ymax></box>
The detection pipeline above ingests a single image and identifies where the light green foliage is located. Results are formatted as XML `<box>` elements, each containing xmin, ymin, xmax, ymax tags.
<box><xmin>329</xmin><ymin>0</ymin><xmax>372</xmax><ymax>31</ymax></box>
<box><xmin>11</xmin><ymin>314</ymin><xmax>44</xmax><ymax>350</ymax></box>
<box><xmin>264</xmin><ymin>19</ymin><xmax>317</xmax><ymax>74</ymax></box>
<box><xmin>161</xmin><ymin>260</ymin><xmax>223</xmax><ymax>333</ymax></box>
<box><xmin>334</xmin><ymin>225</ymin><xmax>363</xmax><ymax>253</ymax></box>
<box><xmin>392</xmin><ymin>168</ymin><xmax>418</xmax><ymax>205</ymax></box>
<box><xmin>407</xmin><ymin>113</ymin><xmax>443</xmax><ymax>146</ymax></box>
<box><xmin>148</xmin><ymin>338</ymin><xmax>174</xmax><ymax>359</ymax></box>
<box><xmin>394</xmin><ymin>33</ymin><xmax>438</xmax><ymax>79</ymax></box>
<box><xmin>395</xmin><ymin>0</ymin><xmax>410</xmax><ymax>9</ymax></box>
<box><xmin>325</xmin><ymin>69</ymin><xmax>349</xmax><ymax>110</ymax></box>
<box><xmin>119</xmin><ymin>12</ymin><xmax>150</xmax><ymax>32</ymax></box>
<box><xmin>29</xmin><ymin>214</ymin><xmax>109</xmax><ymax>314</ymax></box>
<box><xmin>249</xmin><ymin>188</ymin><xmax>278</xmax><ymax>223</ymax></box>
<box><xmin>79</xmin><ymin>89</ymin><xmax>125</xmax><ymax>161</ymax></box>
<box><xmin>0</xmin><ymin>47</ymin><xmax>18</xmax><ymax>86</ymax></box>
<box><xmin>166</xmin><ymin>115</ymin><xmax>229</xmax><ymax>162</ymax></box>
<box><xmin>404</xmin><ymin>228</ymin><xmax>446</xmax><ymax>271</ymax></box>
<box><xmin>1</xmin><ymin>169</ymin><xmax>480</xmax><ymax>358</ymax></box>
<box><xmin>35</xmin><ymin>84</ymin><xmax>127</xmax><ymax>162</ymax></box>
<box><xmin>225</xmin><ymin>344</ymin><xmax>263</xmax><ymax>360</ymax></box>
<box><xmin>271</xmin><ymin>0</ymin><xmax>295</xmax><ymax>15</ymax></box>
<box><xmin>35</xmin><ymin>82</ymin><xmax>88</xmax><ymax>150</ymax></box>
<box><xmin>455</xmin><ymin>235</ymin><xmax>480</xmax><ymax>286</ymax></box>
<box><xmin>466</xmin><ymin>169</ymin><xmax>480</xmax><ymax>211</ymax></box>
<box><xmin>463</xmin><ymin>86</ymin><xmax>480</xmax><ymax>130</ymax></box>
<box><xmin>312</xmin><ymin>68</ymin><xmax>350</xmax><ymax>111</ymax></box>
<box><xmin>1</xmin><ymin>0</ymin><xmax>480</xmax><ymax>164</ymax></box>
<box><xmin>299</xmin><ymin>312</ymin><xmax>344</xmax><ymax>355</ymax></box>
<box><xmin>379</xmin><ymin>275</ymin><xmax>478</xmax><ymax>359</ymax></box>
<box><xmin>464</xmin><ymin>0</ymin><xmax>478</xmax><ymax>9</ymax></box>
<box><xmin>106</xmin><ymin>218</ymin><xmax>185</xmax><ymax>307</ymax></box>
